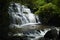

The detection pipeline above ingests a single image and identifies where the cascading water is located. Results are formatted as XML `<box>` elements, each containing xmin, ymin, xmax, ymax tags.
<box><xmin>8</xmin><ymin>3</ymin><xmax>40</xmax><ymax>28</ymax></box>
<box><xmin>7</xmin><ymin>3</ymin><xmax>60</xmax><ymax>40</ymax></box>
<box><xmin>8</xmin><ymin>3</ymin><xmax>49</xmax><ymax>40</ymax></box>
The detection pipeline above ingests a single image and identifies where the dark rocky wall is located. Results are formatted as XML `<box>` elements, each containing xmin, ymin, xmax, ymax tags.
<box><xmin>0</xmin><ymin>0</ymin><xmax>10</xmax><ymax>39</ymax></box>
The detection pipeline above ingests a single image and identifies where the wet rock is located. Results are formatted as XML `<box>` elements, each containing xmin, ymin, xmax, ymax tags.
<box><xmin>44</xmin><ymin>29</ymin><xmax>58</xmax><ymax>40</ymax></box>
<box><xmin>38</xmin><ymin>37</ymin><xmax>45</xmax><ymax>40</ymax></box>
<box><xmin>37</xmin><ymin>30</ymin><xmax>41</xmax><ymax>33</ymax></box>
<box><xmin>57</xmin><ymin>30</ymin><xmax>60</xmax><ymax>40</ymax></box>
<box><xmin>8</xmin><ymin>35</ymin><xmax>28</xmax><ymax>40</ymax></box>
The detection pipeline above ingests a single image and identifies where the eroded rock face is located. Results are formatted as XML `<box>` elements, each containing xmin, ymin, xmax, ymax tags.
<box><xmin>44</xmin><ymin>29</ymin><xmax>58</xmax><ymax>40</ymax></box>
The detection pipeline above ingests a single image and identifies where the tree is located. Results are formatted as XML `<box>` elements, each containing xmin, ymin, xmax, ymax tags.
<box><xmin>35</xmin><ymin>3</ymin><xmax>60</xmax><ymax>26</ymax></box>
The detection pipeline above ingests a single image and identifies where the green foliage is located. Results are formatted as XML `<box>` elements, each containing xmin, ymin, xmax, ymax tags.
<box><xmin>45</xmin><ymin>0</ymin><xmax>53</xmax><ymax>3</ymax></box>
<box><xmin>35</xmin><ymin>3</ymin><xmax>60</xmax><ymax>26</ymax></box>
<box><xmin>45</xmin><ymin>0</ymin><xmax>60</xmax><ymax>7</ymax></box>
<box><xmin>35</xmin><ymin>0</ymin><xmax>46</xmax><ymax>7</ymax></box>
<box><xmin>35</xmin><ymin>3</ymin><xmax>59</xmax><ymax>14</ymax></box>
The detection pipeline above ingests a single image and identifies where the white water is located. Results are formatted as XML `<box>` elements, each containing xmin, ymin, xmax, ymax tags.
<box><xmin>8</xmin><ymin>3</ymin><xmax>40</xmax><ymax>28</ymax></box>
<box><xmin>12</xmin><ymin>29</ymin><xmax>51</xmax><ymax>40</ymax></box>
<box><xmin>8</xmin><ymin>3</ymin><xmax>60</xmax><ymax>40</ymax></box>
<box><xmin>8</xmin><ymin>3</ymin><xmax>47</xmax><ymax>40</ymax></box>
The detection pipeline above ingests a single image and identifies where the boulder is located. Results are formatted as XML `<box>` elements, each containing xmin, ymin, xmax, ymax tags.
<box><xmin>44</xmin><ymin>29</ymin><xmax>58</xmax><ymax>40</ymax></box>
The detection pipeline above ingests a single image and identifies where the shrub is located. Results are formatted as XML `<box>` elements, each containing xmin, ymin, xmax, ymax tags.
<box><xmin>35</xmin><ymin>3</ymin><xmax>60</xmax><ymax>26</ymax></box>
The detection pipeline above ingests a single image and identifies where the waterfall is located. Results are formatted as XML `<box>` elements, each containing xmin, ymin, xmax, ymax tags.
<box><xmin>8</xmin><ymin>3</ymin><xmax>41</xmax><ymax>28</ymax></box>
<box><xmin>8</xmin><ymin>3</ymin><xmax>42</xmax><ymax>40</ymax></box>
